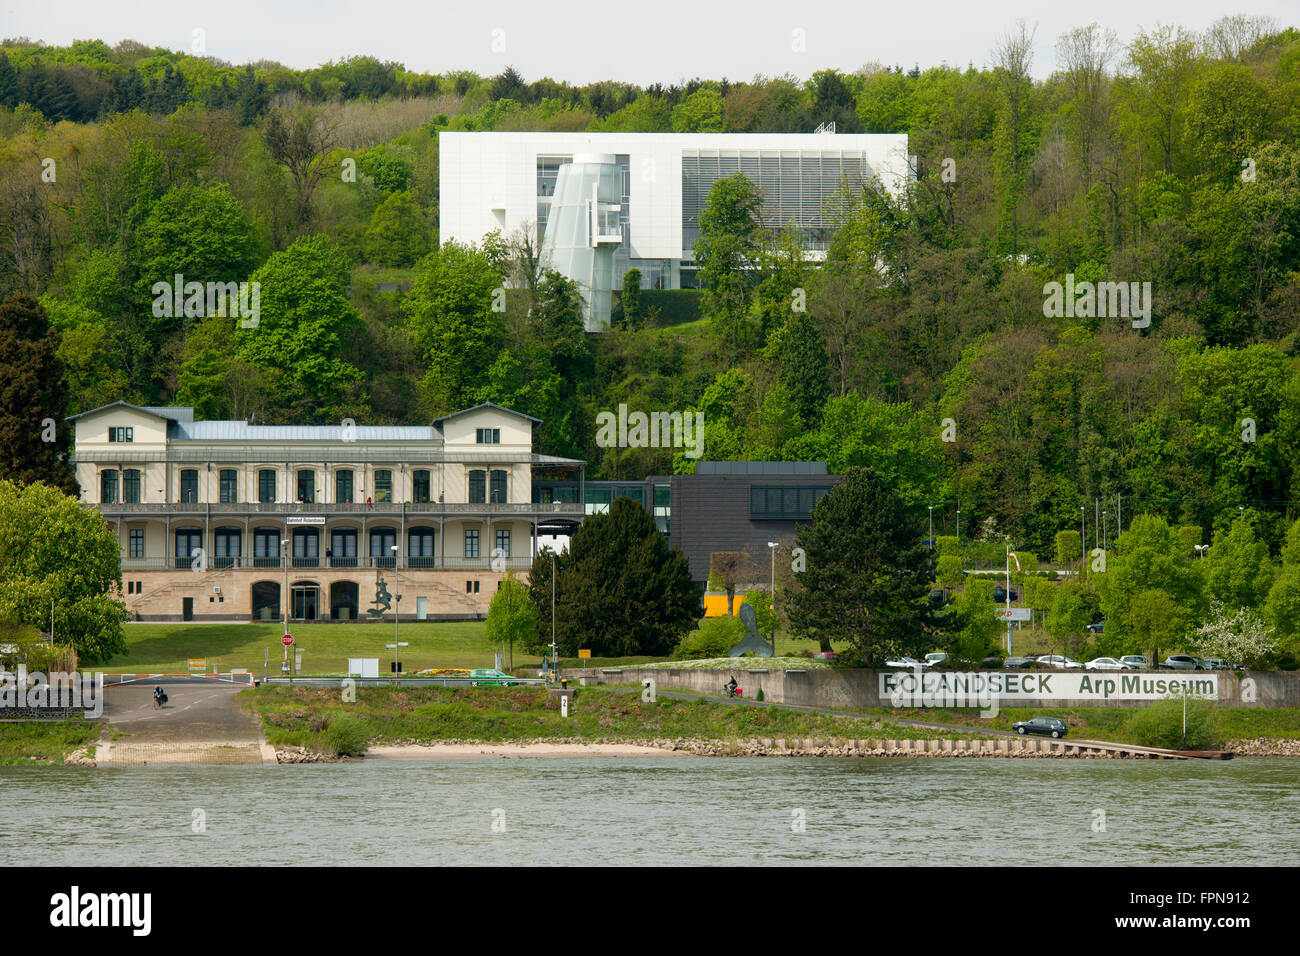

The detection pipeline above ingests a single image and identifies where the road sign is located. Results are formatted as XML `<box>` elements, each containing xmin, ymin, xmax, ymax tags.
<box><xmin>385</xmin><ymin>642</ymin><xmax>409</xmax><ymax>648</ymax></box>
<box><xmin>995</xmin><ymin>608</ymin><xmax>1032</xmax><ymax>621</ymax></box>
<box><xmin>187</xmin><ymin>658</ymin><xmax>206</xmax><ymax>672</ymax></box>
<box><xmin>281</xmin><ymin>634</ymin><xmax>294</xmax><ymax>646</ymax></box>
<box><xmin>578</xmin><ymin>649</ymin><xmax>591</xmax><ymax>659</ymax></box>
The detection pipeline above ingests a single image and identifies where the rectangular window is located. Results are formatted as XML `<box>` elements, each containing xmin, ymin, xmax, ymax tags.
<box><xmin>749</xmin><ymin>484</ymin><xmax>833</xmax><ymax>519</ymax></box>
<box><xmin>258</xmin><ymin>470</ymin><xmax>276</xmax><ymax>504</ymax></box>
<box><xmin>464</xmin><ymin>529</ymin><xmax>480</xmax><ymax>559</ymax></box>
<box><xmin>100</xmin><ymin>470</ymin><xmax>119</xmax><ymax>504</ymax></box>
<box><xmin>374</xmin><ymin>470</ymin><xmax>392</xmax><ymax>502</ymax></box>
<box><xmin>297</xmin><ymin>470</ymin><xmax>315</xmax><ymax>503</ymax></box>
<box><xmin>129</xmin><ymin>528</ymin><xmax>144</xmax><ymax>558</ymax></box>
<box><xmin>180</xmin><ymin>470</ymin><xmax>198</xmax><ymax>503</ymax></box>
<box><xmin>219</xmin><ymin>469</ymin><xmax>237</xmax><ymax>503</ymax></box>
<box><xmin>413</xmin><ymin>470</ymin><xmax>430</xmax><ymax>503</ymax></box>
<box><xmin>490</xmin><ymin>469</ymin><xmax>507</xmax><ymax>503</ymax></box>
<box><xmin>495</xmin><ymin>529</ymin><xmax>510</xmax><ymax>559</ymax></box>
<box><xmin>475</xmin><ymin>428</ymin><xmax>500</xmax><ymax>444</ymax></box>
<box><xmin>336</xmin><ymin>470</ymin><xmax>354</xmax><ymax>504</ymax></box>
<box><xmin>122</xmin><ymin>469</ymin><xmax>141</xmax><ymax>504</ymax></box>
<box><xmin>654</xmin><ymin>483</ymin><xmax>671</xmax><ymax>535</ymax></box>
<box><xmin>585</xmin><ymin>486</ymin><xmax>611</xmax><ymax>515</ymax></box>
<box><xmin>468</xmin><ymin>470</ymin><xmax>486</xmax><ymax>504</ymax></box>
<box><xmin>108</xmin><ymin>426</ymin><xmax>134</xmax><ymax>443</ymax></box>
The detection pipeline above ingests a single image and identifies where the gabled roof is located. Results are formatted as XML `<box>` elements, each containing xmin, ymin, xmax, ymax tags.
<box><xmin>432</xmin><ymin>402</ymin><xmax>541</xmax><ymax>428</ymax></box>
<box><xmin>66</xmin><ymin>401</ymin><xmax>193</xmax><ymax>423</ymax></box>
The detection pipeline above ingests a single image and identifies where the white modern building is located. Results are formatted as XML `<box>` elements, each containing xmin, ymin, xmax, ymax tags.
<box><xmin>439</xmin><ymin>131</ymin><xmax>913</xmax><ymax>330</ymax></box>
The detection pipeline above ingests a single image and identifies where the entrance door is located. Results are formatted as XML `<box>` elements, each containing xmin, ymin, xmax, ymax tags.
<box><xmin>182</xmin><ymin>597</ymin><xmax>194</xmax><ymax>621</ymax></box>
<box><xmin>416</xmin><ymin>596</ymin><xmax>428</xmax><ymax>620</ymax></box>
<box><xmin>292</xmin><ymin>585</ymin><xmax>320</xmax><ymax>621</ymax></box>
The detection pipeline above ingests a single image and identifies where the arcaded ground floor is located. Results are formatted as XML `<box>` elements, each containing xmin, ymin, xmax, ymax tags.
<box><xmin>118</xmin><ymin>566</ymin><xmax>527</xmax><ymax>622</ymax></box>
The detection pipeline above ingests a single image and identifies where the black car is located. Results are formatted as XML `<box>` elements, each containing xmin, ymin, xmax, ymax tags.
<box><xmin>1012</xmin><ymin>717</ymin><xmax>1068</xmax><ymax>738</ymax></box>
<box><xmin>992</xmin><ymin>587</ymin><xmax>1020</xmax><ymax>602</ymax></box>
<box><xmin>1003</xmin><ymin>656</ymin><xmax>1040</xmax><ymax>669</ymax></box>
<box><xmin>981</xmin><ymin>656</ymin><xmax>1004</xmax><ymax>669</ymax></box>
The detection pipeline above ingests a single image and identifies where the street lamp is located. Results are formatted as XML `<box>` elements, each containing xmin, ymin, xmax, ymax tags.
<box><xmin>928</xmin><ymin>505</ymin><xmax>934</xmax><ymax>549</ymax></box>
<box><xmin>390</xmin><ymin>544</ymin><xmax>400</xmax><ymax>672</ymax></box>
<box><xmin>956</xmin><ymin>508</ymin><xmax>961</xmax><ymax>542</ymax></box>
<box><xmin>1194</xmin><ymin>544</ymin><xmax>1210</xmax><ymax>561</ymax></box>
<box><xmin>1080</xmin><ymin>507</ymin><xmax>1086</xmax><ymax>573</ymax></box>
<box><xmin>767</xmin><ymin>541</ymin><xmax>779</xmax><ymax>655</ymax></box>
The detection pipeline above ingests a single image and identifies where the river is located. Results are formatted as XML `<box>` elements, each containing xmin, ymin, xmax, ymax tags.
<box><xmin>5</xmin><ymin>757</ymin><xmax>1298</xmax><ymax>865</ymax></box>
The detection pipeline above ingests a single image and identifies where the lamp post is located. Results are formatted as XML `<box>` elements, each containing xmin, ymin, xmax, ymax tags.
<box><xmin>549</xmin><ymin>550</ymin><xmax>557</xmax><ymax>683</ymax></box>
<box><xmin>767</xmin><ymin>541</ymin><xmax>779</xmax><ymax>655</ymax></box>
<box><xmin>1194</xmin><ymin>544</ymin><xmax>1209</xmax><ymax>561</ymax></box>
<box><xmin>1080</xmin><ymin>507</ymin><xmax>1086</xmax><ymax>576</ymax></box>
<box><xmin>956</xmin><ymin>508</ymin><xmax>961</xmax><ymax>543</ymax></box>
<box><xmin>390</xmin><ymin>544</ymin><xmax>400</xmax><ymax>673</ymax></box>
<box><xmin>928</xmin><ymin>505</ymin><xmax>934</xmax><ymax>549</ymax></box>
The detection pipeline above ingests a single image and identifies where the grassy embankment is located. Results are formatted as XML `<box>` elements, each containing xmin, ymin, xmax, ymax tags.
<box><xmin>0</xmin><ymin>721</ymin><xmax>100</xmax><ymax>765</ymax></box>
<box><xmin>864</xmin><ymin>706</ymin><xmax>1300</xmax><ymax>744</ymax></box>
<box><xmin>100</xmin><ymin>621</ymin><xmax>829</xmax><ymax>676</ymax></box>
<box><xmin>243</xmin><ymin>684</ymin><xmax>982</xmax><ymax>752</ymax></box>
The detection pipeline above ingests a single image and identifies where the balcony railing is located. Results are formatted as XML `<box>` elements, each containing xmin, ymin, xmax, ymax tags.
<box><xmin>96</xmin><ymin>501</ymin><xmax>583</xmax><ymax>516</ymax></box>
<box><xmin>120</xmin><ymin>555</ymin><xmax>536</xmax><ymax>572</ymax></box>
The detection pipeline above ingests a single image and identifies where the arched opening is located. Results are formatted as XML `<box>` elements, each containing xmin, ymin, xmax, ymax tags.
<box><xmin>251</xmin><ymin>581</ymin><xmax>280</xmax><ymax>622</ymax></box>
<box><xmin>330</xmin><ymin>581</ymin><xmax>359</xmax><ymax>621</ymax></box>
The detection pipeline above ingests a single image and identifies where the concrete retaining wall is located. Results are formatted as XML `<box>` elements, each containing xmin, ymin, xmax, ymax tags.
<box><xmin>572</xmin><ymin>667</ymin><xmax>1300</xmax><ymax>709</ymax></box>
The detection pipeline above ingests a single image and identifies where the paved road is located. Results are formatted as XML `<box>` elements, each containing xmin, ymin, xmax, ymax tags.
<box><xmin>98</xmin><ymin>677</ymin><xmax>271</xmax><ymax>764</ymax></box>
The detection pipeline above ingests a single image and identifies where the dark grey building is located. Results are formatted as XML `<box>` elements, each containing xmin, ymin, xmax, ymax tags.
<box><xmin>533</xmin><ymin>462</ymin><xmax>841</xmax><ymax>583</ymax></box>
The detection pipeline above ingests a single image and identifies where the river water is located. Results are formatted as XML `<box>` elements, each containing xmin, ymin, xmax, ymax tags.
<box><xmin>5</xmin><ymin>758</ymin><xmax>1298</xmax><ymax>866</ymax></box>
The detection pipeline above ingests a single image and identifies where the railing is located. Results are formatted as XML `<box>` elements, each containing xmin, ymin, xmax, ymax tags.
<box><xmin>120</xmin><ymin>555</ymin><xmax>536</xmax><ymax>572</ymax></box>
<box><xmin>96</xmin><ymin>501</ymin><xmax>583</xmax><ymax>516</ymax></box>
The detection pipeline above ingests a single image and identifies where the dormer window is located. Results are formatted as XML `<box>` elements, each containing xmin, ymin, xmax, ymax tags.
<box><xmin>108</xmin><ymin>426</ymin><xmax>134</xmax><ymax>443</ymax></box>
<box><xmin>475</xmin><ymin>428</ymin><xmax>500</xmax><ymax>444</ymax></box>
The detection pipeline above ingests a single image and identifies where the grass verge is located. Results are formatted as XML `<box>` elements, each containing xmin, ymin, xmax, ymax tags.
<box><xmin>243</xmin><ymin>684</ymin><xmax>982</xmax><ymax>749</ymax></box>
<box><xmin>0</xmin><ymin>720</ymin><xmax>100</xmax><ymax>765</ymax></box>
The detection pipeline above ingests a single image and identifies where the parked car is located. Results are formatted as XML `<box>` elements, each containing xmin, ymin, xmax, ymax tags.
<box><xmin>1003</xmin><ymin>656</ymin><xmax>1040</xmax><ymax>669</ymax></box>
<box><xmin>992</xmin><ymin>587</ymin><xmax>1020</xmax><ymax>602</ymax></box>
<box><xmin>1119</xmin><ymin>655</ymin><xmax>1150</xmax><ymax>670</ymax></box>
<box><xmin>811</xmin><ymin>650</ymin><xmax>839</xmax><ymax>661</ymax></box>
<box><xmin>924</xmin><ymin>652</ymin><xmax>950</xmax><ymax>668</ymax></box>
<box><xmin>1084</xmin><ymin>657</ymin><xmax>1126</xmax><ymax>671</ymax></box>
<box><xmin>469</xmin><ymin>668</ymin><xmax>521</xmax><ymax>686</ymax></box>
<box><xmin>885</xmin><ymin>656</ymin><xmax>926</xmax><ymax>669</ymax></box>
<box><xmin>981</xmin><ymin>656</ymin><xmax>1004</xmax><ymax>669</ymax></box>
<box><xmin>1012</xmin><ymin>716</ymin><xmax>1069</xmax><ymax>738</ymax></box>
<box><xmin>1197</xmin><ymin>658</ymin><xmax>1237</xmax><ymax>671</ymax></box>
<box><xmin>1085</xmin><ymin>621</ymin><xmax>1105</xmax><ymax>633</ymax></box>
<box><xmin>1161</xmin><ymin>655</ymin><xmax>1204</xmax><ymax>671</ymax></box>
<box><xmin>1036</xmin><ymin>655</ymin><xmax>1083</xmax><ymax>669</ymax></box>
<box><xmin>928</xmin><ymin>589</ymin><xmax>949</xmax><ymax>605</ymax></box>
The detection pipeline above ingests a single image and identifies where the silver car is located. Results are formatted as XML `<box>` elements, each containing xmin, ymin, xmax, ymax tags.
<box><xmin>1162</xmin><ymin>655</ymin><xmax>1204</xmax><ymax>670</ymax></box>
<box><xmin>1119</xmin><ymin>655</ymin><xmax>1149</xmax><ymax>670</ymax></box>
<box><xmin>1037</xmin><ymin>655</ymin><xmax>1083</xmax><ymax>669</ymax></box>
<box><xmin>1084</xmin><ymin>657</ymin><xmax>1126</xmax><ymax>671</ymax></box>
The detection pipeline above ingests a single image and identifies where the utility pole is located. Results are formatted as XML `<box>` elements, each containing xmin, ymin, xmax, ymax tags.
<box><xmin>550</xmin><ymin>550</ymin><xmax>557</xmax><ymax>683</ymax></box>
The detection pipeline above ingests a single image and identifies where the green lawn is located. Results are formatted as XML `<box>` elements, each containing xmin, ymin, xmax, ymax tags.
<box><xmin>98</xmin><ymin>621</ymin><xmax>835</xmax><ymax>677</ymax></box>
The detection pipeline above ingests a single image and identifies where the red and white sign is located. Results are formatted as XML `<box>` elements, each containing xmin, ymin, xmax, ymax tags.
<box><xmin>995</xmin><ymin>608</ymin><xmax>1032</xmax><ymax>622</ymax></box>
<box><xmin>282</xmin><ymin>634</ymin><xmax>294</xmax><ymax>646</ymax></box>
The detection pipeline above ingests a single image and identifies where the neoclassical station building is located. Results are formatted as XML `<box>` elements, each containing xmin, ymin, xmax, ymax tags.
<box><xmin>70</xmin><ymin>401</ymin><xmax>585</xmax><ymax>622</ymax></box>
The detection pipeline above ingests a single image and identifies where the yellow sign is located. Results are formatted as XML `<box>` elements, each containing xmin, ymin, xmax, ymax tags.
<box><xmin>578</xmin><ymin>649</ymin><xmax>591</xmax><ymax>659</ymax></box>
<box><xmin>187</xmin><ymin>658</ymin><xmax>206</xmax><ymax>671</ymax></box>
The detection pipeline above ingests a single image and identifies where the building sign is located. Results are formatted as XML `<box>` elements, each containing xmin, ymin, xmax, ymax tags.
<box><xmin>880</xmin><ymin>670</ymin><xmax>1218</xmax><ymax>705</ymax></box>
<box><xmin>187</xmin><ymin>658</ymin><xmax>206</xmax><ymax>672</ymax></box>
<box><xmin>995</xmin><ymin>607</ymin><xmax>1032</xmax><ymax>621</ymax></box>
<box><xmin>286</xmin><ymin>516</ymin><xmax>326</xmax><ymax>525</ymax></box>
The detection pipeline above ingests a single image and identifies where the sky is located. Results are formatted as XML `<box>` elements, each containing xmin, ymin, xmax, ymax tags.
<box><xmin>3</xmin><ymin>1</ymin><xmax>1295</xmax><ymax>84</ymax></box>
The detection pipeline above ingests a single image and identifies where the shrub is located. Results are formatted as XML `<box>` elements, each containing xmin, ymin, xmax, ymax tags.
<box><xmin>324</xmin><ymin>713</ymin><xmax>371</xmax><ymax>756</ymax></box>
<box><xmin>755</xmin><ymin>687</ymin><xmax>765</xmax><ymax>701</ymax></box>
<box><xmin>672</xmin><ymin>616</ymin><xmax>744</xmax><ymax>659</ymax></box>
<box><xmin>1125</xmin><ymin>696</ymin><xmax>1222</xmax><ymax>750</ymax></box>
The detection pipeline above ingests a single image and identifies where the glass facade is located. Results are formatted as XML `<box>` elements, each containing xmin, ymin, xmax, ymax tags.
<box><xmin>538</xmin><ymin>154</ymin><xmax>626</xmax><ymax>331</ymax></box>
<box><xmin>749</xmin><ymin>484</ymin><xmax>833</xmax><ymax>520</ymax></box>
<box><xmin>681</xmin><ymin>150</ymin><xmax>873</xmax><ymax>255</ymax></box>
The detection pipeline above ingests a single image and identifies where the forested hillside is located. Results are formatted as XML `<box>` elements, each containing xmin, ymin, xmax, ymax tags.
<box><xmin>3</xmin><ymin>15</ymin><xmax>1300</xmax><ymax>561</ymax></box>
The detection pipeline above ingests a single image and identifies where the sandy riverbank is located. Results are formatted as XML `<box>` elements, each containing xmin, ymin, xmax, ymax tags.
<box><xmin>365</xmin><ymin>742</ymin><xmax>692</xmax><ymax>759</ymax></box>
